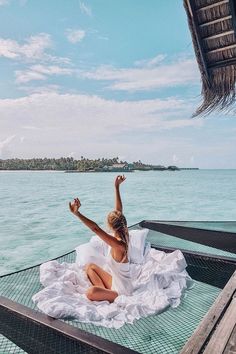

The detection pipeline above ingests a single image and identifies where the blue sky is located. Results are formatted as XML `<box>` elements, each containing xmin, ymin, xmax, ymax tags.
<box><xmin>0</xmin><ymin>0</ymin><xmax>235</xmax><ymax>168</ymax></box>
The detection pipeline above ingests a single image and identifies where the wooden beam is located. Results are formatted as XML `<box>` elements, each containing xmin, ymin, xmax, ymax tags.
<box><xmin>204</xmin><ymin>296</ymin><xmax>236</xmax><ymax>354</ymax></box>
<box><xmin>207</xmin><ymin>43</ymin><xmax>236</xmax><ymax>54</ymax></box>
<box><xmin>197</xmin><ymin>0</ymin><xmax>229</xmax><ymax>12</ymax></box>
<box><xmin>229</xmin><ymin>0</ymin><xmax>236</xmax><ymax>38</ymax></box>
<box><xmin>203</xmin><ymin>30</ymin><xmax>234</xmax><ymax>40</ymax></box>
<box><xmin>180</xmin><ymin>271</ymin><xmax>236</xmax><ymax>354</ymax></box>
<box><xmin>186</xmin><ymin>0</ymin><xmax>210</xmax><ymax>82</ymax></box>
<box><xmin>223</xmin><ymin>324</ymin><xmax>236</xmax><ymax>353</ymax></box>
<box><xmin>208</xmin><ymin>57</ymin><xmax>236</xmax><ymax>68</ymax></box>
<box><xmin>186</xmin><ymin>0</ymin><xmax>193</xmax><ymax>17</ymax></box>
<box><xmin>141</xmin><ymin>220</ymin><xmax>236</xmax><ymax>253</ymax></box>
<box><xmin>200</xmin><ymin>16</ymin><xmax>232</xmax><ymax>28</ymax></box>
<box><xmin>0</xmin><ymin>296</ymin><xmax>138</xmax><ymax>354</ymax></box>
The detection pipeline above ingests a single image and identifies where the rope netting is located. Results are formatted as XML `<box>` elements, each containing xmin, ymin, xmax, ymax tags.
<box><xmin>0</xmin><ymin>335</ymin><xmax>25</xmax><ymax>354</ymax></box>
<box><xmin>1</xmin><ymin>224</ymin><xmax>236</xmax><ymax>354</ymax></box>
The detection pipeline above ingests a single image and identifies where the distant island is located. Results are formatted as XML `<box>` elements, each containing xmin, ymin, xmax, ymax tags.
<box><xmin>0</xmin><ymin>157</ymin><xmax>199</xmax><ymax>172</ymax></box>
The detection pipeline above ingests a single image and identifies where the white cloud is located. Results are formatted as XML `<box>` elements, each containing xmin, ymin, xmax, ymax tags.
<box><xmin>0</xmin><ymin>135</ymin><xmax>16</xmax><ymax>148</ymax></box>
<box><xmin>18</xmin><ymin>84</ymin><xmax>60</xmax><ymax>94</ymax></box>
<box><xmin>0</xmin><ymin>33</ymin><xmax>52</xmax><ymax>60</ymax></box>
<box><xmin>0</xmin><ymin>92</ymin><xmax>194</xmax><ymax>132</ymax></box>
<box><xmin>31</xmin><ymin>64</ymin><xmax>73</xmax><ymax>75</ymax></box>
<box><xmin>134</xmin><ymin>54</ymin><xmax>166</xmax><ymax>68</ymax></box>
<box><xmin>22</xmin><ymin>126</ymin><xmax>41</xmax><ymax>130</ymax></box>
<box><xmin>0</xmin><ymin>92</ymin><xmax>202</xmax><ymax>158</ymax></box>
<box><xmin>82</xmin><ymin>57</ymin><xmax>200</xmax><ymax>92</ymax></box>
<box><xmin>15</xmin><ymin>70</ymin><xmax>46</xmax><ymax>84</ymax></box>
<box><xmin>22</xmin><ymin>34</ymin><xmax>52</xmax><ymax>59</ymax></box>
<box><xmin>1</xmin><ymin>92</ymin><xmax>235</xmax><ymax>168</ymax></box>
<box><xmin>15</xmin><ymin>64</ymin><xmax>74</xmax><ymax>83</ymax></box>
<box><xmin>0</xmin><ymin>33</ymin><xmax>70</xmax><ymax>64</ymax></box>
<box><xmin>1</xmin><ymin>93</ymin><xmax>201</xmax><ymax>132</ymax></box>
<box><xmin>66</xmin><ymin>29</ymin><xmax>86</xmax><ymax>44</ymax></box>
<box><xmin>79</xmin><ymin>1</ymin><xmax>92</xmax><ymax>17</ymax></box>
<box><xmin>0</xmin><ymin>135</ymin><xmax>16</xmax><ymax>158</ymax></box>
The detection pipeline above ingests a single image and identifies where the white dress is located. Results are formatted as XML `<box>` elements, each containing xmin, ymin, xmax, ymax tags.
<box><xmin>106</xmin><ymin>247</ymin><xmax>133</xmax><ymax>296</ymax></box>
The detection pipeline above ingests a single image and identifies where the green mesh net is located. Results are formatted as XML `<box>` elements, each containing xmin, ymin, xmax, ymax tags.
<box><xmin>1</xmin><ymin>222</ymin><xmax>236</xmax><ymax>354</ymax></box>
<box><xmin>0</xmin><ymin>335</ymin><xmax>25</xmax><ymax>354</ymax></box>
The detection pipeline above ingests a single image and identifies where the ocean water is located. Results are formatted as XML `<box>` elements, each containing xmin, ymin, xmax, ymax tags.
<box><xmin>0</xmin><ymin>170</ymin><xmax>236</xmax><ymax>276</ymax></box>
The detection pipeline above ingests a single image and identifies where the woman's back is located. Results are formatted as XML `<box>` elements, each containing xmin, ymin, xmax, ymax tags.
<box><xmin>107</xmin><ymin>245</ymin><xmax>133</xmax><ymax>296</ymax></box>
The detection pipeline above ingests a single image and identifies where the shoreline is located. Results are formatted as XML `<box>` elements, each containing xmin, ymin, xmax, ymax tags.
<box><xmin>0</xmin><ymin>168</ymin><xmax>200</xmax><ymax>172</ymax></box>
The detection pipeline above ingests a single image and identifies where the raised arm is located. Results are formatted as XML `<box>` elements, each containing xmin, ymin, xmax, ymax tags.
<box><xmin>69</xmin><ymin>198</ymin><xmax>122</xmax><ymax>249</ymax></box>
<box><xmin>114</xmin><ymin>175</ymin><xmax>126</xmax><ymax>212</ymax></box>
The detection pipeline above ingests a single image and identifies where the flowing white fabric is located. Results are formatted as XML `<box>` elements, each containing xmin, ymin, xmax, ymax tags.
<box><xmin>32</xmin><ymin>232</ymin><xmax>193</xmax><ymax>329</ymax></box>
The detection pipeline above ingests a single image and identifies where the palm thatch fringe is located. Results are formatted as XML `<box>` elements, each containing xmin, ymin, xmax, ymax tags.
<box><xmin>196</xmin><ymin>65</ymin><xmax>236</xmax><ymax>115</ymax></box>
<box><xmin>184</xmin><ymin>0</ymin><xmax>236</xmax><ymax>116</ymax></box>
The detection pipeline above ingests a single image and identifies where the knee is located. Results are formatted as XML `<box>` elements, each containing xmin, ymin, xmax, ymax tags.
<box><xmin>85</xmin><ymin>263</ymin><xmax>96</xmax><ymax>274</ymax></box>
<box><xmin>86</xmin><ymin>286</ymin><xmax>97</xmax><ymax>301</ymax></box>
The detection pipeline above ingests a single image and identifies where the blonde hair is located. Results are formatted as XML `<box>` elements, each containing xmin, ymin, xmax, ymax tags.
<box><xmin>107</xmin><ymin>210</ymin><xmax>129</xmax><ymax>254</ymax></box>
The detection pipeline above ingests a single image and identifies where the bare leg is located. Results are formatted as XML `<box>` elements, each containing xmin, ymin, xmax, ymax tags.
<box><xmin>86</xmin><ymin>265</ymin><xmax>105</xmax><ymax>288</ymax></box>
<box><xmin>86</xmin><ymin>263</ymin><xmax>112</xmax><ymax>289</ymax></box>
<box><xmin>86</xmin><ymin>286</ymin><xmax>118</xmax><ymax>303</ymax></box>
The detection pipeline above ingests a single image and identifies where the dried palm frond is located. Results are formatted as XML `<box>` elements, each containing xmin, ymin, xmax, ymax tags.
<box><xmin>184</xmin><ymin>0</ymin><xmax>236</xmax><ymax>116</ymax></box>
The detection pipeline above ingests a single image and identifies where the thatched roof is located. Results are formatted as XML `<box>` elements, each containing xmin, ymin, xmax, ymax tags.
<box><xmin>184</xmin><ymin>0</ymin><xmax>236</xmax><ymax>116</ymax></box>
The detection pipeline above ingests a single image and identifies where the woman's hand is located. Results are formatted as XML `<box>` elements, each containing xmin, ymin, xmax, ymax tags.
<box><xmin>69</xmin><ymin>198</ymin><xmax>81</xmax><ymax>214</ymax></box>
<box><xmin>68</xmin><ymin>197</ymin><xmax>121</xmax><ymax>248</ymax></box>
<box><xmin>115</xmin><ymin>175</ymin><xmax>126</xmax><ymax>188</ymax></box>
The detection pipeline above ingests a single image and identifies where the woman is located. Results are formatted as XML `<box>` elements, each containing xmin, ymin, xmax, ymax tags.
<box><xmin>69</xmin><ymin>175</ymin><xmax>132</xmax><ymax>303</ymax></box>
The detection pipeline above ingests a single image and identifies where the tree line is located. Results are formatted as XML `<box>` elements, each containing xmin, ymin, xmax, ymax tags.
<box><xmin>0</xmin><ymin>157</ymin><xmax>149</xmax><ymax>171</ymax></box>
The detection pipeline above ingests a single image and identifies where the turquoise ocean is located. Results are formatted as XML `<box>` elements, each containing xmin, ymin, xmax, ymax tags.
<box><xmin>1</xmin><ymin>170</ymin><xmax>236</xmax><ymax>276</ymax></box>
